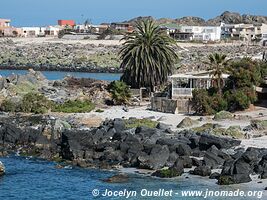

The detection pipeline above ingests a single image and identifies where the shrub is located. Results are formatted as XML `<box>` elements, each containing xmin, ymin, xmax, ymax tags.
<box><xmin>1</xmin><ymin>99</ymin><xmax>18</xmax><ymax>112</ymax></box>
<box><xmin>192</xmin><ymin>89</ymin><xmax>215</xmax><ymax>115</ymax></box>
<box><xmin>20</xmin><ymin>92</ymin><xmax>53</xmax><ymax>114</ymax></box>
<box><xmin>52</xmin><ymin>99</ymin><xmax>95</xmax><ymax>113</ymax></box>
<box><xmin>108</xmin><ymin>81</ymin><xmax>131</xmax><ymax>105</ymax></box>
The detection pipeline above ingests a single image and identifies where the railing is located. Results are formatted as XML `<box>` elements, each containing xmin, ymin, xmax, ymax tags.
<box><xmin>172</xmin><ymin>88</ymin><xmax>193</xmax><ymax>97</ymax></box>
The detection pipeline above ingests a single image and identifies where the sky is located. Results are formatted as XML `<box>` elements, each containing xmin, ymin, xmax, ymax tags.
<box><xmin>1</xmin><ymin>0</ymin><xmax>267</xmax><ymax>27</ymax></box>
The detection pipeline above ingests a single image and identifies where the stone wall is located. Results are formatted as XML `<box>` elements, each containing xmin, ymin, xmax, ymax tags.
<box><xmin>150</xmin><ymin>97</ymin><xmax>191</xmax><ymax>114</ymax></box>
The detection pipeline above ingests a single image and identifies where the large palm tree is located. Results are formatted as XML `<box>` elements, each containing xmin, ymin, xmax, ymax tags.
<box><xmin>120</xmin><ymin>19</ymin><xmax>178</xmax><ymax>91</ymax></box>
<box><xmin>207</xmin><ymin>53</ymin><xmax>229</xmax><ymax>95</ymax></box>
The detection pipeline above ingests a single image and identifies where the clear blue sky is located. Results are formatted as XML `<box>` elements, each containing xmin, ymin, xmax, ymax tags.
<box><xmin>1</xmin><ymin>0</ymin><xmax>267</xmax><ymax>26</ymax></box>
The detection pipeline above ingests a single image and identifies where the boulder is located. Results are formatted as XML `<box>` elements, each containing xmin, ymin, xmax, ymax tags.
<box><xmin>209</xmin><ymin>172</ymin><xmax>220</xmax><ymax>179</ymax></box>
<box><xmin>152</xmin><ymin>167</ymin><xmax>183</xmax><ymax>178</ymax></box>
<box><xmin>203</xmin><ymin>151</ymin><xmax>225</xmax><ymax>169</ymax></box>
<box><xmin>192</xmin><ymin>158</ymin><xmax>203</xmax><ymax>167</ymax></box>
<box><xmin>218</xmin><ymin>174</ymin><xmax>252</xmax><ymax>185</ymax></box>
<box><xmin>138</xmin><ymin>145</ymin><xmax>169</xmax><ymax>170</ymax></box>
<box><xmin>191</xmin><ymin>166</ymin><xmax>211</xmax><ymax>176</ymax></box>
<box><xmin>199</xmin><ymin>133</ymin><xmax>241</xmax><ymax>150</ymax></box>
<box><xmin>177</xmin><ymin>117</ymin><xmax>199</xmax><ymax>128</ymax></box>
<box><xmin>175</xmin><ymin>143</ymin><xmax>192</xmax><ymax>156</ymax></box>
<box><xmin>213</xmin><ymin>111</ymin><xmax>233</xmax><ymax>121</ymax></box>
<box><xmin>103</xmin><ymin>174</ymin><xmax>129</xmax><ymax>183</ymax></box>
<box><xmin>179</xmin><ymin>156</ymin><xmax>193</xmax><ymax>168</ymax></box>
<box><xmin>0</xmin><ymin>161</ymin><xmax>5</xmax><ymax>176</ymax></box>
<box><xmin>156</xmin><ymin>123</ymin><xmax>172</xmax><ymax>131</ymax></box>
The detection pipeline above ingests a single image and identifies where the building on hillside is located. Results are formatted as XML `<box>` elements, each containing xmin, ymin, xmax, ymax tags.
<box><xmin>110</xmin><ymin>22</ymin><xmax>133</xmax><ymax>33</ymax></box>
<box><xmin>58</xmin><ymin>20</ymin><xmax>75</xmax><ymax>27</ymax></box>
<box><xmin>179</xmin><ymin>25</ymin><xmax>222</xmax><ymax>41</ymax></box>
<box><xmin>221</xmin><ymin>23</ymin><xmax>267</xmax><ymax>41</ymax></box>
<box><xmin>150</xmin><ymin>71</ymin><xmax>229</xmax><ymax>113</ymax></box>
<box><xmin>22</xmin><ymin>27</ymin><xmax>46</xmax><ymax>37</ymax></box>
<box><xmin>159</xmin><ymin>23</ymin><xmax>181</xmax><ymax>34</ymax></box>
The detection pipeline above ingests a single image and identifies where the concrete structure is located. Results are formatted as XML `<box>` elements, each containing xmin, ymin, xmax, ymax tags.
<box><xmin>179</xmin><ymin>25</ymin><xmax>222</xmax><ymax>41</ymax></box>
<box><xmin>58</xmin><ymin>20</ymin><xmax>75</xmax><ymax>27</ymax></box>
<box><xmin>22</xmin><ymin>27</ymin><xmax>46</xmax><ymax>37</ymax></box>
<box><xmin>44</xmin><ymin>26</ymin><xmax>62</xmax><ymax>36</ymax></box>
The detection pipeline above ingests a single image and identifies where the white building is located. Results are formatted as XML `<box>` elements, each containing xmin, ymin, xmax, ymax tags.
<box><xmin>45</xmin><ymin>26</ymin><xmax>62</xmax><ymax>36</ymax></box>
<box><xmin>180</xmin><ymin>26</ymin><xmax>221</xmax><ymax>41</ymax></box>
<box><xmin>22</xmin><ymin>27</ymin><xmax>46</xmax><ymax>37</ymax></box>
<box><xmin>169</xmin><ymin>71</ymin><xmax>229</xmax><ymax>98</ymax></box>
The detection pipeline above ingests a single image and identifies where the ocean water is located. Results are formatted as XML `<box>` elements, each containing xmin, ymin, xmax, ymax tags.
<box><xmin>0</xmin><ymin>156</ymin><xmax>264</xmax><ymax>200</ymax></box>
<box><xmin>0</xmin><ymin>70</ymin><xmax>121</xmax><ymax>81</ymax></box>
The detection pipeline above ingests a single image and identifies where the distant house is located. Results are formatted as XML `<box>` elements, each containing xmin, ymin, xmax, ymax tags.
<box><xmin>22</xmin><ymin>27</ymin><xmax>46</xmax><ymax>37</ymax></box>
<box><xmin>221</xmin><ymin>23</ymin><xmax>267</xmax><ymax>41</ymax></box>
<box><xmin>58</xmin><ymin>20</ymin><xmax>75</xmax><ymax>27</ymax></box>
<box><xmin>110</xmin><ymin>23</ymin><xmax>133</xmax><ymax>33</ymax></box>
<box><xmin>0</xmin><ymin>18</ymin><xmax>22</xmax><ymax>37</ymax></box>
<box><xmin>45</xmin><ymin>26</ymin><xmax>62</xmax><ymax>36</ymax></box>
<box><xmin>179</xmin><ymin>25</ymin><xmax>222</xmax><ymax>41</ymax></box>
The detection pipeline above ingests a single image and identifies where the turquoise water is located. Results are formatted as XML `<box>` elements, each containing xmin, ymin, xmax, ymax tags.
<box><xmin>0</xmin><ymin>156</ymin><xmax>263</xmax><ymax>200</ymax></box>
<box><xmin>0</xmin><ymin>70</ymin><xmax>121</xmax><ymax>81</ymax></box>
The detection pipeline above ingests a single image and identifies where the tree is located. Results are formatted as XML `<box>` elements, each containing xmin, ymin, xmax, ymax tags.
<box><xmin>206</xmin><ymin>53</ymin><xmax>229</xmax><ymax>95</ymax></box>
<box><xmin>120</xmin><ymin>19</ymin><xmax>178</xmax><ymax>91</ymax></box>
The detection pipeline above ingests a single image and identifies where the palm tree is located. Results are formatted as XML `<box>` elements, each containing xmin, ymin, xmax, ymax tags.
<box><xmin>207</xmin><ymin>53</ymin><xmax>229</xmax><ymax>95</ymax></box>
<box><xmin>119</xmin><ymin>19</ymin><xmax>178</xmax><ymax>91</ymax></box>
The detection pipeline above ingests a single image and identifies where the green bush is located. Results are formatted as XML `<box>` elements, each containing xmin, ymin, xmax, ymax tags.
<box><xmin>1</xmin><ymin>99</ymin><xmax>18</xmax><ymax>112</ymax></box>
<box><xmin>52</xmin><ymin>99</ymin><xmax>95</xmax><ymax>113</ymax></box>
<box><xmin>108</xmin><ymin>81</ymin><xmax>131</xmax><ymax>105</ymax></box>
<box><xmin>191</xmin><ymin>89</ymin><xmax>215</xmax><ymax>115</ymax></box>
<box><xmin>20</xmin><ymin>92</ymin><xmax>53</xmax><ymax>114</ymax></box>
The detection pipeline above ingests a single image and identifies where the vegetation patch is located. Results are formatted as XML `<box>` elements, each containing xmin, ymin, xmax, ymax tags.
<box><xmin>52</xmin><ymin>99</ymin><xmax>95</xmax><ymax>113</ymax></box>
<box><xmin>108</xmin><ymin>81</ymin><xmax>131</xmax><ymax>105</ymax></box>
<box><xmin>124</xmin><ymin>118</ymin><xmax>158</xmax><ymax>129</ymax></box>
<box><xmin>213</xmin><ymin>111</ymin><xmax>233</xmax><ymax>121</ymax></box>
<box><xmin>192</xmin><ymin>123</ymin><xmax>244</xmax><ymax>139</ymax></box>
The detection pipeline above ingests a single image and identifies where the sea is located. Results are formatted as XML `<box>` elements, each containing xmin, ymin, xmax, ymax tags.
<box><xmin>0</xmin><ymin>70</ymin><xmax>122</xmax><ymax>81</ymax></box>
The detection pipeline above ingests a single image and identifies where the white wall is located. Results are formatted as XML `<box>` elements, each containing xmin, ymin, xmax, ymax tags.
<box><xmin>22</xmin><ymin>27</ymin><xmax>46</xmax><ymax>37</ymax></box>
<box><xmin>180</xmin><ymin>26</ymin><xmax>221</xmax><ymax>41</ymax></box>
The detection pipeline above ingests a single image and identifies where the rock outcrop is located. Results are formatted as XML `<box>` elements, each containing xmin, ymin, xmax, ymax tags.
<box><xmin>0</xmin><ymin>114</ymin><xmax>266</xmax><ymax>185</ymax></box>
<box><xmin>0</xmin><ymin>161</ymin><xmax>5</xmax><ymax>176</ymax></box>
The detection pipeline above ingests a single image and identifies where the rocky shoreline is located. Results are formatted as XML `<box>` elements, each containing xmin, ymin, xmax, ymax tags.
<box><xmin>1</xmin><ymin>114</ymin><xmax>267</xmax><ymax>186</ymax></box>
<box><xmin>1</xmin><ymin>38</ymin><xmax>266</xmax><ymax>74</ymax></box>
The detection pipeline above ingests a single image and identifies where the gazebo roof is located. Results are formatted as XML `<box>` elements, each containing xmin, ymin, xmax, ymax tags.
<box><xmin>169</xmin><ymin>70</ymin><xmax>229</xmax><ymax>79</ymax></box>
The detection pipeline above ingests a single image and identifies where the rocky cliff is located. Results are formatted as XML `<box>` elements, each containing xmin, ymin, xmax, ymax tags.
<box><xmin>125</xmin><ymin>11</ymin><xmax>267</xmax><ymax>26</ymax></box>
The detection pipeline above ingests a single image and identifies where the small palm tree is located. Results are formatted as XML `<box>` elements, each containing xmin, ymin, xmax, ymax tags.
<box><xmin>207</xmin><ymin>53</ymin><xmax>229</xmax><ymax>95</ymax></box>
<box><xmin>120</xmin><ymin>19</ymin><xmax>178</xmax><ymax>91</ymax></box>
